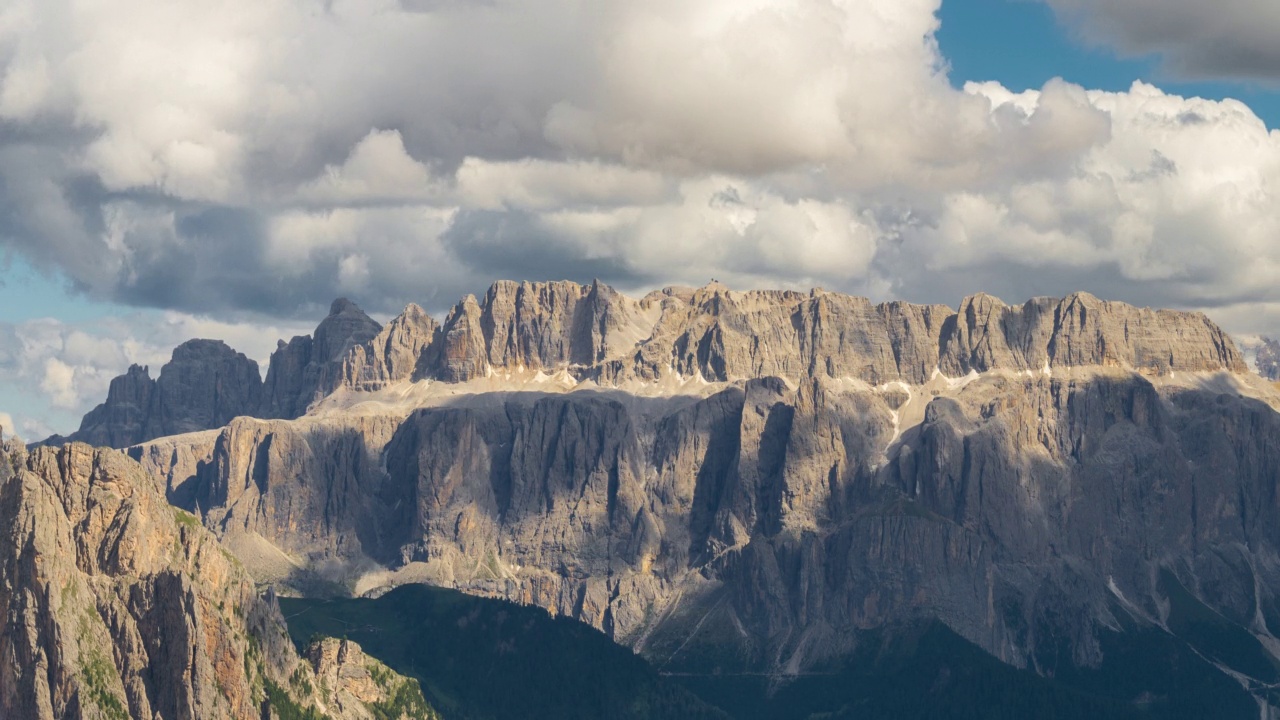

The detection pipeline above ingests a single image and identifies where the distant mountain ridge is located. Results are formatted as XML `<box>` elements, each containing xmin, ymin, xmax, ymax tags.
<box><xmin>35</xmin><ymin>279</ymin><xmax>1280</xmax><ymax>716</ymax></box>
<box><xmin>44</xmin><ymin>280</ymin><xmax>1247</xmax><ymax>449</ymax></box>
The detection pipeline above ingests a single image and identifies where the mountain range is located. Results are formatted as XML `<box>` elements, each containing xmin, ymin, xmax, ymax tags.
<box><xmin>22</xmin><ymin>279</ymin><xmax>1280</xmax><ymax>718</ymax></box>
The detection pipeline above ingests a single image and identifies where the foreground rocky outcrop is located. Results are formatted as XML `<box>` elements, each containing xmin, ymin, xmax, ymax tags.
<box><xmin>0</xmin><ymin>437</ymin><xmax>429</xmax><ymax>719</ymax></box>
<box><xmin>302</xmin><ymin>638</ymin><xmax>437</xmax><ymax>720</ymax></box>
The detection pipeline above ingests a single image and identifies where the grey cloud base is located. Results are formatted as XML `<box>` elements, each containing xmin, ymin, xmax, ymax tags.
<box><xmin>1046</xmin><ymin>0</ymin><xmax>1280</xmax><ymax>79</ymax></box>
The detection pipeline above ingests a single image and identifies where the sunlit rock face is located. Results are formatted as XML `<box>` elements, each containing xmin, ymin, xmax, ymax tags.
<box><xmin>42</xmin><ymin>281</ymin><xmax>1280</xmax><ymax>710</ymax></box>
<box><xmin>0</xmin><ymin>440</ymin><xmax>285</xmax><ymax>718</ymax></box>
<box><xmin>260</xmin><ymin>298</ymin><xmax>385</xmax><ymax>420</ymax></box>
<box><xmin>56</xmin><ymin>281</ymin><xmax>1246</xmax><ymax>451</ymax></box>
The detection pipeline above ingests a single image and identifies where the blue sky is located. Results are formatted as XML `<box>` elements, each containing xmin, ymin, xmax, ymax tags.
<box><xmin>1</xmin><ymin>256</ymin><xmax>130</xmax><ymax>323</ymax></box>
<box><xmin>938</xmin><ymin>0</ymin><xmax>1280</xmax><ymax>128</ymax></box>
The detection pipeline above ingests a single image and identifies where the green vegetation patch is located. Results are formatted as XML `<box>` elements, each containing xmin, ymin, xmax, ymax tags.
<box><xmin>264</xmin><ymin>677</ymin><xmax>325</xmax><ymax>720</ymax></box>
<box><xmin>80</xmin><ymin>650</ymin><xmax>129</xmax><ymax>720</ymax></box>
<box><xmin>172</xmin><ymin>507</ymin><xmax>201</xmax><ymax>529</ymax></box>
<box><xmin>366</xmin><ymin>673</ymin><xmax>439</xmax><ymax>720</ymax></box>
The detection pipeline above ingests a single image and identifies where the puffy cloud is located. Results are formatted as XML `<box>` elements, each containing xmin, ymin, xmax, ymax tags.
<box><xmin>443</xmin><ymin>176</ymin><xmax>881</xmax><ymax>292</ymax></box>
<box><xmin>885</xmin><ymin>80</ymin><xmax>1280</xmax><ymax>311</ymax></box>
<box><xmin>2</xmin><ymin>0</ymin><xmax>1280</xmax><ymax>437</ymax></box>
<box><xmin>1044</xmin><ymin>0</ymin><xmax>1280</xmax><ymax>79</ymax></box>
<box><xmin>297</xmin><ymin>129</ymin><xmax>438</xmax><ymax>206</ymax></box>
<box><xmin>39</xmin><ymin>358</ymin><xmax>77</xmax><ymax>409</ymax></box>
<box><xmin>0</xmin><ymin>0</ymin><xmax>1120</xmax><ymax>319</ymax></box>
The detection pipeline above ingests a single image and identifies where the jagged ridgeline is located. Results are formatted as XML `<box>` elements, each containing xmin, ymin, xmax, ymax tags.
<box><xmin>35</xmin><ymin>280</ymin><xmax>1280</xmax><ymax>717</ymax></box>
<box><xmin>46</xmin><ymin>281</ymin><xmax>1243</xmax><ymax>448</ymax></box>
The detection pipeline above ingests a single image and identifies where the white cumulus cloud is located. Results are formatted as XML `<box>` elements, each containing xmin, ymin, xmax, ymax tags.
<box><xmin>2</xmin><ymin>0</ymin><xmax>1280</xmax><ymax>433</ymax></box>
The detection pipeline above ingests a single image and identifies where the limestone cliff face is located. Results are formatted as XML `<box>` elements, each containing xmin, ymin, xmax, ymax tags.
<box><xmin>477</xmin><ymin>279</ymin><xmax>653</xmax><ymax>371</ymax></box>
<box><xmin>421</xmin><ymin>295</ymin><xmax>487</xmax><ymax>383</ymax></box>
<box><xmin>0</xmin><ymin>439</ymin><xmax>277</xmax><ymax>719</ymax></box>
<box><xmin>938</xmin><ymin>291</ymin><xmax>1244</xmax><ymax>375</ymax></box>
<box><xmin>190</xmin><ymin>415</ymin><xmax>407</xmax><ymax>566</ymax></box>
<box><xmin>140</xmin><ymin>368</ymin><xmax>1280</xmax><ymax>708</ymax></box>
<box><xmin>331</xmin><ymin>304</ymin><xmax>438</xmax><ymax>393</ymax></box>
<box><xmin>98</xmin><ymin>282</ymin><xmax>1279</xmax><ymax>705</ymax></box>
<box><xmin>51</xmin><ymin>339</ymin><xmax>262</xmax><ymax>449</ymax></box>
<box><xmin>66</xmin><ymin>364</ymin><xmax>154</xmax><ymax>449</ymax></box>
<box><xmin>260</xmin><ymin>298</ymin><xmax>383</xmax><ymax>419</ymax></box>
<box><xmin>259</xmin><ymin>335</ymin><xmax>314</xmax><ymax>421</ymax></box>
<box><xmin>409</xmin><ymin>283</ymin><xmax>1243</xmax><ymax>385</ymax></box>
<box><xmin>0</xmin><ymin>438</ymin><xmax>429</xmax><ymax>720</ymax></box>
<box><xmin>414</xmin><ymin>280</ymin><xmax>654</xmax><ymax>382</ymax></box>
<box><xmin>303</xmin><ymin>638</ymin><xmax>438</xmax><ymax>720</ymax></box>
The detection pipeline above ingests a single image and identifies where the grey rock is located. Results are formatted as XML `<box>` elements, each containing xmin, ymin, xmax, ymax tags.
<box><xmin>419</xmin><ymin>294</ymin><xmax>487</xmax><ymax>382</ymax></box>
<box><xmin>938</xmin><ymin>291</ymin><xmax>1246</xmax><ymax>374</ymax></box>
<box><xmin>151</xmin><ymin>339</ymin><xmax>265</xmax><ymax>435</ymax></box>
<box><xmin>142</xmin><ymin>369</ymin><xmax>1280</xmax><ymax>709</ymax></box>
<box><xmin>50</xmin><ymin>339</ymin><xmax>262</xmax><ymax>449</ymax></box>
<box><xmin>0</xmin><ymin>442</ymin><xmax>310</xmax><ymax>719</ymax></box>
<box><xmin>260</xmin><ymin>298</ymin><xmax>383</xmax><ymax>418</ymax></box>
<box><xmin>59</xmin><ymin>364</ymin><xmax>155</xmax><ymax>448</ymax></box>
<box><xmin>303</xmin><ymin>637</ymin><xmax>438</xmax><ymax>719</ymax></box>
<box><xmin>48</xmin><ymin>282</ymin><xmax>1276</xmax><ymax>705</ymax></box>
<box><xmin>55</xmin><ymin>282</ymin><xmax>1250</xmax><ymax>450</ymax></box>
<box><xmin>259</xmin><ymin>334</ymin><xmax>314</xmax><ymax>420</ymax></box>
<box><xmin>479</xmin><ymin>279</ymin><xmax>651</xmax><ymax>370</ymax></box>
<box><xmin>330</xmin><ymin>303</ymin><xmax>439</xmax><ymax>393</ymax></box>
<box><xmin>411</xmin><ymin>282</ymin><xmax>1243</xmax><ymax>385</ymax></box>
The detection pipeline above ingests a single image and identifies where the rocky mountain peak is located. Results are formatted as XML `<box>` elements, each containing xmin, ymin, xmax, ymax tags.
<box><xmin>940</xmin><ymin>291</ymin><xmax>1246</xmax><ymax>375</ymax></box>
<box><xmin>43</xmin><ymin>339</ymin><xmax>262</xmax><ymax>449</ymax></box>
<box><xmin>258</xmin><ymin>297</ymin><xmax>385</xmax><ymax>419</ymax></box>
<box><xmin>49</xmin><ymin>282</ymin><xmax>1251</xmax><ymax>450</ymax></box>
<box><xmin>314</xmin><ymin>297</ymin><xmax>382</xmax><ymax>363</ymax></box>
<box><xmin>330</xmin><ymin>296</ymin><xmax>361</xmax><ymax>316</ymax></box>
<box><xmin>424</xmin><ymin>294</ymin><xmax>488</xmax><ymax>382</ymax></box>
<box><xmin>122</xmin><ymin>362</ymin><xmax>151</xmax><ymax>380</ymax></box>
<box><xmin>172</xmin><ymin>337</ymin><xmax>238</xmax><ymax>359</ymax></box>
<box><xmin>689</xmin><ymin>280</ymin><xmax>735</xmax><ymax>310</ymax></box>
<box><xmin>1257</xmin><ymin>337</ymin><xmax>1280</xmax><ymax>380</ymax></box>
<box><xmin>329</xmin><ymin>302</ymin><xmax>440</xmax><ymax>394</ymax></box>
